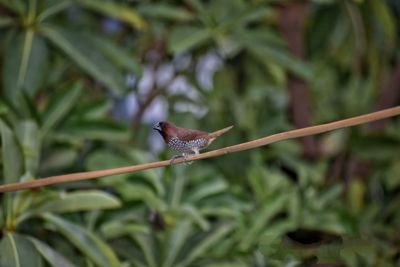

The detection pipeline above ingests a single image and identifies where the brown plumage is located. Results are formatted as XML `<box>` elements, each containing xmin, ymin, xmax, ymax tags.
<box><xmin>153</xmin><ymin>121</ymin><xmax>233</xmax><ymax>156</ymax></box>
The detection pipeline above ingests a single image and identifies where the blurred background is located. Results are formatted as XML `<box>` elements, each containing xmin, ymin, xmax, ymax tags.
<box><xmin>0</xmin><ymin>0</ymin><xmax>400</xmax><ymax>266</ymax></box>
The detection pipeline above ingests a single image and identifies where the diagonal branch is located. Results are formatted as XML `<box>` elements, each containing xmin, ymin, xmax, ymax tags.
<box><xmin>1</xmin><ymin>106</ymin><xmax>400</xmax><ymax>193</ymax></box>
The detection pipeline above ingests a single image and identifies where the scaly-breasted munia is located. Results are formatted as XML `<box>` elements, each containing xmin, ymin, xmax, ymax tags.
<box><xmin>153</xmin><ymin>121</ymin><xmax>233</xmax><ymax>163</ymax></box>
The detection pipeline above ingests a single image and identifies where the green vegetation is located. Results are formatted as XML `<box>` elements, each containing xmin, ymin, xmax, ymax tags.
<box><xmin>0</xmin><ymin>0</ymin><xmax>399</xmax><ymax>266</ymax></box>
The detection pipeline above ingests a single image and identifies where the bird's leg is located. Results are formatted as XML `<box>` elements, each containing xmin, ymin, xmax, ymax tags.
<box><xmin>170</xmin><ymin>150</ymin><xmax>199</xmax><ymax>165</ymax></box>
<box><xmin>185</xmin><ymin>149</ymin><xmax>199</xmax><ymax>165</ymax></box>
<box><xmin>184</xmin><ymin>153</ymin><xmax>193</xmax><ymax>165</ymax></box>
<box><xmin>184</xmin><ymin>152</ymin><xmax>194</xmax><ymax>165</ymax></box>
<box><xmin>170</xmin><ymin>153</ymin><xmax>191</xmax><ymax>165</ymax></box>
<box><xmin>170</xmin><ymin>154</ymin><xmax>184</xmax><ymax>165</ymax></box>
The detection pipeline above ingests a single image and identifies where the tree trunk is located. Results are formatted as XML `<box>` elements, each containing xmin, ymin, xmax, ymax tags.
<box><xmin>277</xmin><ymin>1</ymin><xmax>320</xmax><ymax>159</ymax></box>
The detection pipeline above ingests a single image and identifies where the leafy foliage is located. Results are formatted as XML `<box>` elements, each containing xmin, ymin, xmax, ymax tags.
<box><xmin>1</xmin><ymin>0</ymin><xmax>400</xmax><ymax>266</ymax></box>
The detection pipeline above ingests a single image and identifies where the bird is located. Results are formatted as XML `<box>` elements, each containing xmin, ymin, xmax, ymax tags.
<box><xmin>153</xmin><ymin>121</ymin><xmax>233</xmax><ymax>164</ymax></box>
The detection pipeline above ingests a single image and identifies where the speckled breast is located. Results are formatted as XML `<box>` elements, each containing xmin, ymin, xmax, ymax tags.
<box><xmin>167</xmin><ymin>137</ymin><xmax>208</xmax><ymax>152</ymax></box>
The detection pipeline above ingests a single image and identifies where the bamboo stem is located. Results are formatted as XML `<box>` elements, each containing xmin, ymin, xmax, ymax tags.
<box><xmin>1</xmin><ymin>106</ymin><xmax>400</xmax><ymax>193</ymax></box>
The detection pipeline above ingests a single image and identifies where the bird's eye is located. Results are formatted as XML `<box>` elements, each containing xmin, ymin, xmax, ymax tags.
<box><xmin>153</xmin><ymin>122</ymin><xmax>163</xmax><ymax>131</ymax></box>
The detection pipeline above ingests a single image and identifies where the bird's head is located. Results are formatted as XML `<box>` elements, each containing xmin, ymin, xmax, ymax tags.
<box><xmin>153</xmin><ymin>121</ymin><xmax>177</xmax><ymax>142</ymax></box>
<box><xmin>153</xmin><ymin>121</ymin><xmax>167</xmax><ymax>133</ymax></box>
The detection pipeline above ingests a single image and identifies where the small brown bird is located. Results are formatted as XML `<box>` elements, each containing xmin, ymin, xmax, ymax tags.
<box><xmin>153</xmin><ymin>121</ymin><xmax>233</xmax><ymax>163</ymax></box>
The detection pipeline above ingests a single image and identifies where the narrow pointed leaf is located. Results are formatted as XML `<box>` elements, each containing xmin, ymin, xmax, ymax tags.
<box><xmin>132</xmin><ymin>234</ymin><xmax>157</xmax><ymax>267</ymax></box>
<box><xmin>182</xmin><ymin>205</ymin><xmax>210</xmax><ymax>231</ymax></box>
<box><xmin>92</xmin><ymin>36</ymin><xmax>142</xmax><ymax>75</ymax></box>
<box><xmin>163</xmin><ymin>220</ymin><xmax>193</xmax><ymax>267</ymax></box>
<box><xmin>16</xmin><ymin>120</ymin><xmax>40</xmax><ymax>174</ymax></box>
<box><xmin>138</xmin><ymin>3</ymin><xmax>194</xmax><ymax>21</ymax></box>
<box><xmin>77</xmin><ymin>0</ymin><xmax>146</xmax><ymax>29</ymax></box>
<box><xmin>239</xmin><ymin>32</ymin><xmax>311</xmax><ymax>80</ymax></box>
<box><xmin>186</xmin><ymin>179</ymin><xmax>228</xmax><ymax>203</ymax></box>
<box><xmin>0</xmin><ymin>233</ymin><xmax>43</xmax><ymax>267</ymax></box>
<box><xmin>206</xmin><ymin>263</ymin><xmax>248</xmax><ymax>267</ymax></box>
<box><xmin>168</xmin><ymin>26</ymin><xmax>212</xmax><ymax>54</ymax></box>
<box><xmin>33</xmin><ymin>191</ymin><xmax>120</xmax><ymax>214</ymax></box>
<box><xmin>0</xmin><ymin>120</ymin><xmax>24</xmax><ymax>183</ymax></box>
<box><xmin>177</xmin><ymin>224</ymin><xmax>234</xmax><ymax>267</ymax></box>
<box><xmin>3</xmin><ymin>31</ymin><xmax>32</xmax><ymax>103</ymax></box>
<box><xmin>37</xmin><ymin>1</ymin><xmax>73</xmax><ymax>22</ymax></box>
<box><xmin>0</xmin><ymin>17</ymin><xmax>14</xmax><ymax>28</ymax></box>
<box><xmin>23</xmin><ymin>34</ymin><xmax>49</xmax><ymax>95</ymax></box>
<box><xmin>116</xmin><ymin>183</ymin><xmax>163</xmax><ymax>210</ymax></box>
<box><xmin>42</xmin><ymin>214</ymin><xmax>121</xmax><ymax>267</ymax></box>
<box><xmin>86</xmin><ymin>149</ymin><xmax>132</xmax><ymax>184</ymax></box>
<box><xmin>41</xmin><ymin>82</ymin><xmax>83</xmax><ymax>136</ymax></box>
<box><xmin>101</xmin><ymin>221</ymin><xmax>149</xmax><ymax>239</ymax></box>
<box><xmin>2</xmin><ymin>31</ymin><xmax>48</xmax><ymax>104</ymax></box>
<box><xmin>29</xmin><ymin>237</ymin><xmax>76</xmax><ymax>267</ymax></box>
<box><xmin>239</xmin><ymin>194</ymin><xmax>288</xmax><ymax>250</ymax></box>
<box><xmin>41</xmin><ymin>26</ymin><xmax>127</xmax><ymax>95</ymax></box>
<box><xmin>61</xmin><ymin>120</ymin><xmax>130</xmax><ymax>141</ymax></box>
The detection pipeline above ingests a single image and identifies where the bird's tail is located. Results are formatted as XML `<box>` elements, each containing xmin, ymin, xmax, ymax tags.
<box><xmin>207</xmin><ymin>125</ymin><xmax>233</xmax><ymax>142</ymax></box>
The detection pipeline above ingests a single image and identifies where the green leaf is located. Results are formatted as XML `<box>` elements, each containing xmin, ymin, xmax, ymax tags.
<box><xmin>77</xmin><ymin>0</ymin><xmax>146</xmax><ymax>29</ymax></box>
<box><xmin>170</xmin><ymin>169</ymin><xmax>186</xmax><ymax>208</ymax></box>
<box><xmin>24</xmin><ymin>34</ymin><xmax>49</xmax><ymax>96</ymax></box>
<box><xmin>37</xmin><ymin>1</ymin><xmax>74</xmax><ymax>22</ymax></box>
<box><xmin>347</xmin><ymin>179</ymin><xmax>365</xmax><ymax>215</ymax></box>
<box><xmin>101</xmin><ymin>221</ymin><xmax>150</xmax><ymax>239</ymax></box>
<box><xmin>132</xmin><ymin>234</ymin><xmax>157</xmax><ymax>267</ymax></box>
<box><xmin>42</xmin><ymin>214</ymin><xmax>122</xmax><ymax>267</ymax></box>
<box><xmin>351</xmin><ymin>134</ymin><xmax>400</xmax><ymax>160</ymax></box>
<box><xmin>0</xmin><ymin>120</ymin><xmax>24</xmax><ymax>183</ymax></box>
<box><xmin>239</xmin><ymin>32</ymin><xmax>311</xmax><ymax>80</ymax></box>
<box><xmin>92</xmin><ymin>36</ymin><xmax>142</xmax><ymax>76</ymax></box>
<box><xmin>0</xmin><ymin>17</ymin><xmax>14</xmax><ymax>28</ymax></box>
<box><xmin>0</xmin><ymin>0</ymin><xmax>26</xmax><ymax>15</ymax></box>
<box><xmin>184</xmin><ymin>0</ymin><xmax>209</xmax><ymax>24</ymax></box>
<box><xmin>86</xmin><ymin>149</ymin><xmax>132</xmax><ymax>184</ymax></box>
<box><xmin>33</xmin><ymin>191</ymin><xmax>120</xmax><ymax>214</ymax></box>
<box><xmin>200</xmin><ymin>207</ymin><xmax>240</xmax><ymax>218</ymax></box>
<box><xmin>163</xmin><ymin>220</ymin><xmax>193</xmax><ymax>267</ymax></box>
<box><xmin>61</xmin><ymin>120</ymin><xmax>130</xmax><ymax>141</ymax></box>
<box><xmin>16</xmin><ymin>120</ymin><xmax>40</xmax><ymax>174</ymax></box>
<box><xmin>77</xmin><ymin>99</ymin><xmax>113</xmax><ymax>120</ymax></box>
<box><xmin>239</xmin><ymin>194</ymin><xmax>288</xmax><ymax>251</ymax></box>
<box><xmin>2</xmin><ymin>31</ymin><xmax>48</xmax><ymax>104</ymax></box>
<box><xmin>41</xmin><ymin>26</ymin><xmax>127</xmax><ymax>95</ymax></box>
<box><xmin>128</xmin><ymin>150</ymin><xmax>164</xmax><ymax>196</ymax></box>
<box><xmin>186</xmin><ymin>178</ymin><xmax>228</xmax><ymax>203</ymax></box>
<box><xmin>41</xmin><ymin>82</ymin><xmax>83</xmax><ymax>136</ymax></box>
<box><xmin>177</xmin><ymin>224</ymin><xmax>234</xmax><ymax>267</ymax></box>
<box><xmin>372</xmin><ymin>0</ymin><xmax>396</xmax><ymax>50</ymax></box>
<box><xmin>40</xmin><ymin>148</ymin><xmax>78</xmax><ymax>172</ymax></box>
<box><xmin>3</xmin><ymin>31</ymin><xmax>29</xmax><ymax>104</ymax></box>
<box><xmin>138</xmin><ymin>3</ymin><xmax>194</xmax><ymax>21</ymax></box>
<box><xmin>0</xmin><ymin>233</ymin><xmax>44</xmax><ymax>267</ymax></box>
<box><xmin>0</xmin><ymin>233</ymin><xmax>20</xmax><ymax>267</ymax></box>
<box><xmin>168</xmin><ymin>26</ymin><xmax>212</xmax><ymax>54</ymax></box>
<box><xmin>12</xmin><ymin>174</ymin><xmax>37</xmax><ymax>225</ymax></box>
<box><xmin>238</xmin><ymin>6</ymin><xmax>274</xmax><ymax>25</ymax></box>
<box><xmin>317</xmin><ymin>184</ymin><xmax>343</xmax><ymax>208</ymax></box>
<box><xmin>116</xmin><ymin>183</ymin><xmax>164</xmax><ymax>210</ymax></box>
<box><xmin>29</xmin><ymin>237</ymin><xmax>76</xmax><ymax>267</ymax></box>
<box><xmin>182</xmin><ymin>205</ymin><xmax>210</xmax><ymax>231</ymax></box>
<box><xmin>205</xmin><ymin>263</ymin><xmax>248</xmax><ymax>267</ymax></box>
<box><xmin>260</xmin><ymin>220</ymin><xmax>295</xmax><ymax>243</ymax></box>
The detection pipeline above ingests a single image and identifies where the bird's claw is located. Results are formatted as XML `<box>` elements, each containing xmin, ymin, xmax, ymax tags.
<box><xmin>170</xmin><ymin>153</ymin><xmax>193</xmax><ymax>165</ymax></box>
<box><xmin>169</xmin><ymin>154</ymin><xmax>183</xmax><ymax>165</ymax></box>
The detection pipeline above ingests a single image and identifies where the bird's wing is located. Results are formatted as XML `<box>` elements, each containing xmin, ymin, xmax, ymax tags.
<box><xmin>177</xmin><ymin>128</ymin><xmax>208</xmax><ymax>141</ymax></box>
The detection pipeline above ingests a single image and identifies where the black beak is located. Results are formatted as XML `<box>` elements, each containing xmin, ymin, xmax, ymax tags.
<box><xmin>153</xmin><ymin>122</ymin><xmax>161</xmax><ymax>131</ymax></box>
